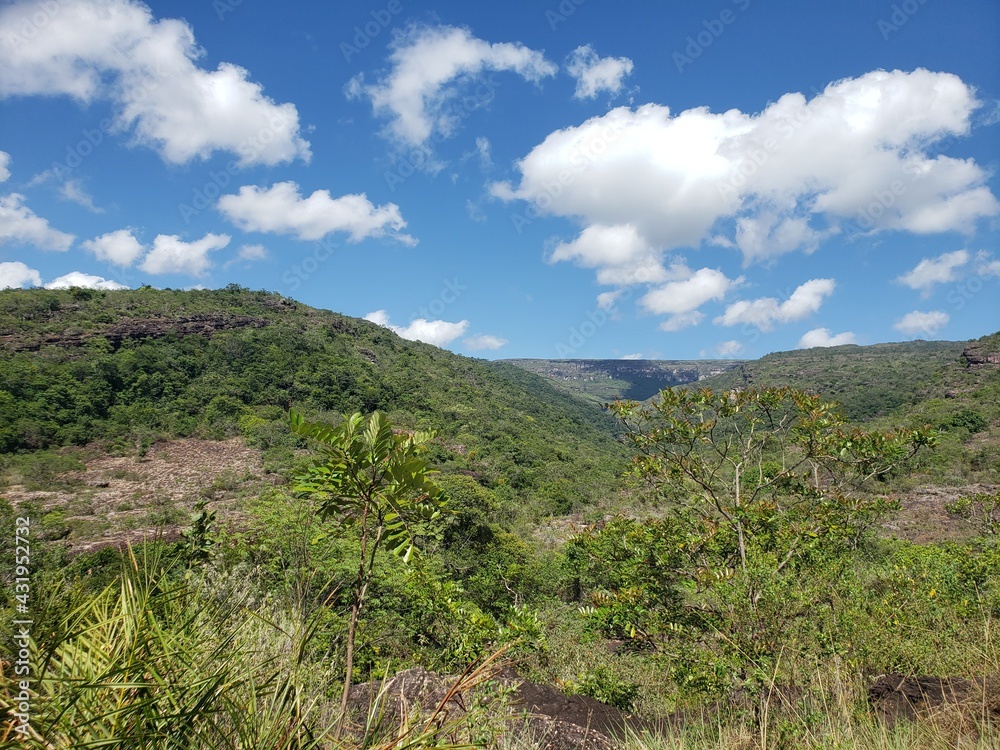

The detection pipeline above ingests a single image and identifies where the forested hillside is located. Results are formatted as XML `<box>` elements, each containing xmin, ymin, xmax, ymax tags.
<box><xmin>1</xmin><ymin>288</ymin><xmax>998</xmax><ymax>748</ymax></box>
<box><xmin>0</xmin><ymin>286</ymin><xmax>625</xmax><ymax>515</ymax></box>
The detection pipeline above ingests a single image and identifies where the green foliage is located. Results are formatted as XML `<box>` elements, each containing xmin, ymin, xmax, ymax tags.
<box><xmin>946</xmin><ymin>491</ymin><xmax>1000</xmax><ymax>535</ymax></box>
<box><xmin>693</xmin><ymin>340</ymin><xmax>966</xmax><ymax>422</ymax></box>
<box><xmin>569</xmin><ymin>666</ymin><xmax>640</xmax><ymax>711</ymax></box>
<box><xmin>290</xmin><ymin>409</ymin><xmax>449</xmax><ymax>737</ymax></box>
<box><xmin>0</xmin><ymin>287</ymin><xmax>625</xmax><ymax>517</ymax></box>
<box><xmin>564</xmin><ymin>516</ymin><xmax>686</xmax><ymax>643</ymax></box>
<box><xmin>942</xmin><ymin>407</ymin><xmax>989</xmax><ymax>434</ymax></box>
<box><xmin>181</xmin><ymin>498</ymin><xmax>218</xmax><ymax>564</ymax></box>
<box><xmin>562</xmin><ymin>387</ymin><xmax>939</xmax><ymax>692</ymax></box>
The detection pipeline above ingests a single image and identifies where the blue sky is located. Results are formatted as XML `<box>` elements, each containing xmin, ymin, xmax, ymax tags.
<box><xmin>1</xmin><ymin>0</ymin><xmax>998</xmax><ymax>359</ymax></box>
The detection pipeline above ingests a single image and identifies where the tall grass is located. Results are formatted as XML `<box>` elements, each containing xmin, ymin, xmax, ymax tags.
<box><xmin>0</xmin><ymin>545</ymin><xmax>502</xmax><ymax>749</ymax></box>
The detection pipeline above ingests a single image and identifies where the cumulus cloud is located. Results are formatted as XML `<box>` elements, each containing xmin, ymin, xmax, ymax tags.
<box><xmin>894</xmin><ymin>310</ymin><xmax>949</xmax><ymax>337</ymax></box>
<box><xmin>639</xmin><ymin>267</ymin><xmax>740</xmax><ymax>331</ymax></box>
<box><xmin>715</xmin><ymin>278</ymin><xmax>835</xmax><ymax>331</ymax></box>
<box><xmin>0</xmin><ymin>193</ymin><xmax>74</xmax><ymax>250</ymax></box>
<box><xmin>0</xmin><ymin>261</ymin><xmax>41</xmax><ymax>289</ymax></box>
<box><xmin>347</xmin><ymin>24</ymin><xmax>556</xmax><ymax>147</ymax></box>
<box><xmin>237</xmin><ymin>244</ymin><xmax>268</xmax><ymax>261</ymax></box>
<box><xmin>716</xmin><ymin>340</ymin><xmax>745</xmax><ymax>356</ymax></box>
<box><xmin>0</xmin><ymin>150</ymin><xmax>10</xmax><ymax>182</ymax></box>
<box><xmin>82</xmin><ymin>229</ymin><xmax>145</xmax><ymax>266</ymax></box>
<box><xmin>621</xmin><ymin>352</ymin><xmax>644</xmax><ymax>360</ymax></box>
<box><xmin>492</xmin><ymin>69</ymin><xmax>999</xmax><ymax>284</ymax></box>
<box><xmin>566</xmin><ymin>45</ymin><xmax>633</xmax><ymax>99</ymax></box>
<box><xmin>217</xmin><ymin>181</ymin><xmax>416</xmax><ymax>245</ymax></box>
<box><xmin>976</xmin><ymin>251</ymin><xmax>1000</xmax><ymax>278</ymax></box>
<box><xmin>139</xmin><ymin>233</ymin><xmax>230</xmax><ymax>276</ymax></box>
<box><xmin>896</xmin><ymin>250</ymin><xmax>969</xmax><ymax>296</ymax></box>
<box><xmin>44</xmin><ymin>272</ymin><xmax>128</xmax><ymax>290</ymax></box>
<box><xmin>797</xmin><ymin>327</ymin><xmax>857</xmax><ymax>348</ymax></box>
<box><xmin>0</xmin><ymin>0</ymin><xmax>309</xmax><ymax>166</ymax></box>
<box><xmin>59</xmin><ymin>179</ymin><xmax>103</xmax><ymax>213</ymax></box>
<box><xmin>464</xmin><ymin>333</ymin><xmax>508</xmax><ymax>351</ymax></box>
<box><xmin>364</xmin><ymin>309</ymin><xmax>469</xmax><ymax>348</ymax></box>
<box><xmin>596</xmin><ymin>290</ymin><xmax>623</xmax><ymax>311</ymax></box>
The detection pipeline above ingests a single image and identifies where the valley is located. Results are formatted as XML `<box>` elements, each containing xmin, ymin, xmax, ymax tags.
<box><xmin>1</xmin><ymin>287</ymin><xmax>998</xmax><ymax>748</ymax></box>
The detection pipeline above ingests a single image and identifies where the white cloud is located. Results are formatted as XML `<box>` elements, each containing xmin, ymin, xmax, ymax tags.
<box><xmin>82</xmin><ymin>229</ymin><xmax>145</xmax><ymax>266</ymax></box>
<box><xmin>621</xmin><ymin>352</ymin><xmax>644</xmax><ymax>360</ymax></box>
<box><xmin>894</xmin><ymin>310</ymin><xmax>950</xmax><ymax>337</ymax></box>
<box><xmin>139</xmin><ymin>233</ymin><xmax>230</xmax><ymax>276</ymax></box>
<box><xmin>716</xmin><ymin>340</ymin><xmax>745</xmax><ymax>356</ymax></box>
<box><xmin>0</xmin><ymin>261</ymin><xmax>41</xmax><ymax>289</ymax></box>
<box><xmin>44</xmin><ymin>271</ymin><xmax>128</xmax><ymax>290</ymax></box>
<box><xmin>0</xmin><ymin>193</ymin><xmax>74</xmax><ymax>250</ymax></box>
<box><xmin>237</xmin><ymin>244</ymin><xmax>268</xmax><ymax>261</ymax></box>
<box><xmin>797</xmin><ymin>328</ymin><xmax>857</xmax><ymax>348</ymax></box>
<box><xmin>464</xmin><ymin>333</ymin><xmax>508</xmax><ymax>351</ymax></box>
<box><xmin>658</xmin><ymin>311</ymin><xmax>705</xmax><ymax>332</ymax></box>
<box><xmin>348</xmin><ymin>24</ymin><xmax>557</xmax><ymax>147</ymax></box>
<box><xmin>59</xmin><ymin>178</ymin><xmax>103</xmax><ymax>213</ymax></box>
<box><xmin>715</xmin><ymin>278</ymin><xmax>835</xmax><ymax>331</ymax></box>
<box><xmin>550</xmin><ymin>224</ymin><xmax>665</xmax><ymax>284</ymax></box>
<box><xmin>976</xmin><ymin>251</ymin><xmax>1000</xmax><ymax>278</ymax></box>
<box><xmin>596</xmin><ymin>289</ymin><xmax>622</xmax><ymax>311</ymax></box>
<box><xmin>896</xmin><ymin>249</ymin><xmax>969</xmax><ymax>296</ymax></box>
<box><xmin>492</xmin><ymin>69</ymin><xmax>999</xmax><ymax>284</ymax></box>
<box><xmin>364</xmin><ymin>309</ymin><xmax>469</xmax><ymax>348</ymax></box>
<box><xmin>217</xmin><ymin>181</ymin><xmax>416</xmax><ymax>244</ymax></box>
<box><xmin>640</xmin><ymin>267</ymin><xmax>739</xmax><ymax>330</ymax></box>
<box><xmin>474</xmin><ymin>137</ymin><xmax>492</xmax><ymax>169</ymax></box>
<box><xmin>0</xmin><ymin>0</ymin><xmax>309</xmax><ymax>166</ymax></box>
<box><xmin>0</xmin><ymin>150</ymin><xmax>10</xmax><ymax>182</ymax></box>
<box><xmin>566</xmin><ymin>45</ymin><xmax>634</xmax><ymax>100</ymax></box>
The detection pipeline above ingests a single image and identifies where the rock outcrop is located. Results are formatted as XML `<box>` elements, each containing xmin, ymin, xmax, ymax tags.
<box><xmin>0</xmin><ymin>313</ymin><xmax>270</xmax><ymax>351</ymax></box>
<box><xmin>869</xmin><ymin>673</ymin><xmax>999</xmax><ymax>728</ymax></box>
<box><xmin>344</xmin><ymin>667</ymin><xmax>639</xmax><ymax>749</ymax></box>
<box><xmin>962</xmin><ymin>343</ymin><xmax>1000</xmax><ymax>367</ymax></box>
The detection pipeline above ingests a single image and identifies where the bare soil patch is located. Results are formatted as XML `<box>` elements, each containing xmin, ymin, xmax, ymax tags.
<box><xmin>2</xmin><ymin>438</ymin><xmax>276</xmax><ymax>554</ymax></box>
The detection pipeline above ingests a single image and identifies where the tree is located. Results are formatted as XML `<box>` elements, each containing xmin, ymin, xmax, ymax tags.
<box><xmin>289</xmin><ymin>409</ymin><xmax>447</xmax><ymax>738</ymax></box>
<box><xmin>600</xmin><ymin>387</ymin><xmax>936</xmax><ymax>670</ymax></box>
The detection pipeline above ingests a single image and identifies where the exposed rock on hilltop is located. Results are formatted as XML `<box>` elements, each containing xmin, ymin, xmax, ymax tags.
<box><xmin>0</xmin><ymin>312</ymin><xmax>270</xmax><ymax>352</ymax></box>
<box><xmin>963</xmin><ymin>343</ymin><xmax>1000</xmax><ymax>367</ymax></box>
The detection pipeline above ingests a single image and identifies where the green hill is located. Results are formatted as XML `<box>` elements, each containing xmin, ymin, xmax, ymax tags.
<box><xmin>0</xmin><ymin>286</ymin><xmax>625</xmax><ymax>516</ymax></box>
<box><xmin>691</xmin><ymin>340</ymin><xmax>967</xmax><ymax>421</ymax></box>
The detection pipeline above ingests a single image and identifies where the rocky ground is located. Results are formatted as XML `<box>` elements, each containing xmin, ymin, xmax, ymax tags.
<box><xmin>0</xmin><ymin>438</ymin><xmax>275</xmax><ymax>554</ymax></box>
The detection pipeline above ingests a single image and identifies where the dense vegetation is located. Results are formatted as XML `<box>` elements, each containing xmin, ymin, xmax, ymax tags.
<box><xmin>0</xmin><ymin>286</ymin><xmax>625</xmax><ymax>516</ymax></box>
<box><xmin>1</xmin><ymin>288</ymin><xmax>998</xmax><ymax>748</ymax></box>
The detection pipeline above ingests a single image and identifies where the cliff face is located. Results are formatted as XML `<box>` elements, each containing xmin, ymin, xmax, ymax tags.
<box><xmin>0</xmin><ymin>313</ymin><xmax>271</xmax><ymax>352</ymax></box>
<box><xmin>962</xmin><ymin>343</ymin><xmax>1000</xmax><ymax>367</ymax></box>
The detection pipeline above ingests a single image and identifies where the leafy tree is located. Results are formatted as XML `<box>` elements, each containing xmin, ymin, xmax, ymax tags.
<box><xmin>597</xmin><ymin>387</ymin><xmax>938</xmax><ymax>677</ymax></box>
<box><xmin>289</xmin><ymin>409</ymin><xmax>447</xmax><ymax>738</ymax></box>
<box><xmin>610</xmin><ymin>387</ymin><xmax>936</xmax><ymax>599</ymax></box>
